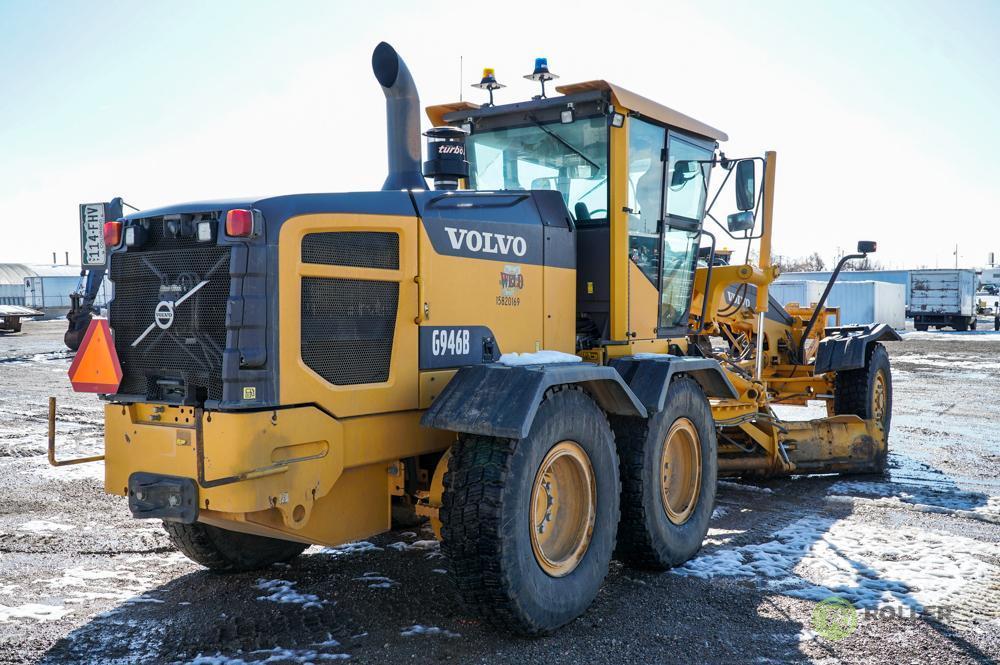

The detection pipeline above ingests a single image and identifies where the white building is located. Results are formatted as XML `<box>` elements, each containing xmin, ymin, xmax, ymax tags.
<box><xmin>0</xmin><ymin>263</ymin><xmax>109</xmax><ymax>320</ymax></box>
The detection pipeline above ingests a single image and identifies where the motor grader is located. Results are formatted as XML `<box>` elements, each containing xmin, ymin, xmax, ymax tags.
<box><xmin>55</xmin><ymin>42</ymin><xmax>899</xmax><ymax>634</ymax></box>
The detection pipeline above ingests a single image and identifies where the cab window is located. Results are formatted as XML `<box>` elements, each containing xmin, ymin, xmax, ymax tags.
<box><xmin>658</xmin><ymin>133</ymin><xmax>713</xmax><ymax>331</ymax></box>
<box><xmin>659</xmin><ymin>227</ymin><xmax>700</xmax><ymax>329</ymax></box>
<box><xmin>665</xmin><ymin>135</ymin><xmax>712</xmax><ymax>221</ymax></box>
<box><xmin>627</xmin><ymin>118</ymin><xmax>666</xmax><ymax>285</ymax></box>
<box><xmin>466</xmin><ymin>116</ymin><xmax>609</xmax><ymax>224</ymax></box>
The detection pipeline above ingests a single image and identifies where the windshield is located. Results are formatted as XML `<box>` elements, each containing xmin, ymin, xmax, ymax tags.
<box><xmin>466</xmin><ymin>116</ymin><xmax>609</xmax><ymax>223</ymax></box>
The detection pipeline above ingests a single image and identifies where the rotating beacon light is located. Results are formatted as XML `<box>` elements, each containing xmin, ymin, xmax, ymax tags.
<box><xmin>471</xmin><ymin>67</ymin><xmax>504</xmax><ymax>107</ymax></box>
<box><xmin>423</xmin><ymin>126</ymin><xmax>469</xmax><ymax>191</ymax></box>
<box><xmin>524</xmin><ymin>57</ymin><xmax>558</xmax><ymax>99</ymax></box>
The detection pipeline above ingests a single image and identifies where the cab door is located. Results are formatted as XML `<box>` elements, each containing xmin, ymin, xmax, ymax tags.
<box><xmin>625</xmin><ymin>118</ymin><xmax>666</xmax><ymax>340</ymax></box>
<box><xmin>658</xmin><ymin>132</ymin><xmax>715</xmax><ymax>337</ymax></box>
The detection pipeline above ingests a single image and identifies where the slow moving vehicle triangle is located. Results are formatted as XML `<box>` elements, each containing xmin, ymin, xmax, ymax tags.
<box><xmin>68</xmin><ymin>318</ymin><xmax>123</xmax><ymax>393</ymax></box>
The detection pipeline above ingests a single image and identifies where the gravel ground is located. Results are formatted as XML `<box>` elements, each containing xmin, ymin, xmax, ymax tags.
<box><xmin>0</xmin><ymin>320</ymin><xmax>998</xmax><ymax>664</ymax></box>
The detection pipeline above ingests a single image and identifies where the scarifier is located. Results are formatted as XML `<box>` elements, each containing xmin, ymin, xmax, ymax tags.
<box><xmin>54</xmin><ymin>42</ymin><xmax>899</xmax><ymax>634</ymax></box>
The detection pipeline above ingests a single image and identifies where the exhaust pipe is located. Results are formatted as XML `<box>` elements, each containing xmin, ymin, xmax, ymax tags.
<box><xmin>372</xmin><ymin>42</ymin><xmax>426</xmax><ymax>191</ymax></box>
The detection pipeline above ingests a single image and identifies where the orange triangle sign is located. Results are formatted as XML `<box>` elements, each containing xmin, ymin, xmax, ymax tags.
<box><xmin>68</xmin><ymin>319</ymin><xmax>123</xmax><ymax>393</ymax></box>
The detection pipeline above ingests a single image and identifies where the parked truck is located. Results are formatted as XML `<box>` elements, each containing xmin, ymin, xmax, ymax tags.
<box><xmin>908</xmin><ymin>269</ymin><xmax>978</xmax><ymax>331</ymax></box>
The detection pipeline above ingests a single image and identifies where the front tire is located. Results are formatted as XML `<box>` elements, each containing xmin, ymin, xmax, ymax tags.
<box><xmin>613</xmin><ymin>377</ymin><xmax>717</xmax><ymax>570</ymax></box>
<box><xmin>833</xmin><ymin>343</ymin><xmax>892</xmax><ymax>472</ymax></box>
<box><xmin>440</xmin><ymin>388</ymin><xmax>620</xmax><ymax>635</ymax></box>
<box><xmin>163</xmin><ymin>521</ymin><xmax>307</xmax><ymax>573</ymax></box>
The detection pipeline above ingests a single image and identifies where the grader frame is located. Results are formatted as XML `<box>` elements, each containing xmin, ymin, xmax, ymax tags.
<box><xmin>53</xmin><ymin>41</ymin><xmax>898</xmax><ymax>635</ymax></box>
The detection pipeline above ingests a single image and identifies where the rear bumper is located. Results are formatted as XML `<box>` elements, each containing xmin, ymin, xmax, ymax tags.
<box><xmin>103</xmin><ymin>403</ymin><xmax>453</xmax><ymax>547</ymax></box>
<box><xmin>105</xmin><ymin>403</ymin><xmax>345</xmax><ymax>531</ymax></box>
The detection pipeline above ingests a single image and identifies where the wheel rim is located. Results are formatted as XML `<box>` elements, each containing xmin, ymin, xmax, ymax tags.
<box><xmin>660</xmin><ymin>418</ymin><xmax>702</xmax><ymax>525</ymax></box>
<box><xmin>529</xmin><ymin>441</ymin><xmax>596</xmax><ymax>577</ymax></box>
<box><xmin>872</xmin><ymin>370</ymin><xmax>888</xmax><ymax>426</ymax></box>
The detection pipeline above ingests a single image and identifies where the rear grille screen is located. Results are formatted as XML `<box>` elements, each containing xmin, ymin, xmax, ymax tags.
<box><xmin>301</xmin><ymin>277</ymin><xmax>398</xmax><ymax>385</ymax></box>
<box><xmin>109</xmin><ymin>247</ymin><xmax>231</xmax><ymax>400</ymax></box>
<box><xmin>302</xmin><ymin>232</ymin><xmax>399</xmax><ymax>270</ymax></box>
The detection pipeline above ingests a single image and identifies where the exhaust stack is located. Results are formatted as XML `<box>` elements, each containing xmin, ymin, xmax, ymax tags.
<box><xmin>372</xmin><ymin>42</ymin><xmax>426</xmax><ymax>191</ymax></box>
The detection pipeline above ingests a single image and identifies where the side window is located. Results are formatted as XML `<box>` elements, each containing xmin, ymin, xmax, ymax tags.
<box><xmin>657</xmin><ymin>133</ymin><xmax>713</xmax><ymax>332</ymax></box>
<box><xmin>659</xmin><ymin>227</ymin><xmax>699</xmax><ymax>330</ymax></box>
<box><xmin>665</xmin><ymin>135</ymin><xmax>712</xmax><ymax>221</ymax></box>
<box><xmin>627</xmin><ymin>119</ymin><xmax>666</xmax><ymax>285</ymax></box>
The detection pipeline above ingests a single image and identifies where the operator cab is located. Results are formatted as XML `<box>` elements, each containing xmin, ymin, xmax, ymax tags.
<box><xmin>428</xmin><ymin>77</ymin><xmax>729</xmax><ymax>350</ymax></box>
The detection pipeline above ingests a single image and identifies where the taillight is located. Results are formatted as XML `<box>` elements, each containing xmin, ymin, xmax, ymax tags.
<box><xmin>226</xmin><ymin>209</ymin><xmax>254</xmax><ymax>237</ymax></box>
<box><xmin>103</xmin><ymin>221</ymin><xmax>123</xmax><ymax>247</ymax></box>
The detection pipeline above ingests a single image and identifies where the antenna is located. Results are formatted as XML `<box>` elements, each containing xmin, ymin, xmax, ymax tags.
<box><xmin>459</xmin><ymin>55</ymin><xmax>463</xmax><ymax>102</ymax></box>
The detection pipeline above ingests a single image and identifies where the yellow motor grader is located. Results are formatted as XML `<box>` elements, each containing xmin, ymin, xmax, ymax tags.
<box><xmin>55</xmin><ymin>42</ymin><xmax>898</xmax><ymax>634</ymax></box>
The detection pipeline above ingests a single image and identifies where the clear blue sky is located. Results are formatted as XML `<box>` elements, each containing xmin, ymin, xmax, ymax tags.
<box><xmin>1</xmin><ymin>0</ymin><xmax>998</xmax><ymax>268</ymax></box>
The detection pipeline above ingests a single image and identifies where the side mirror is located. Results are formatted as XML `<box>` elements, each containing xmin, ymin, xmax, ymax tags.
<box><xmin>727</xmin><ymin>211</ymin><xmax>754</xmax><ymax>233</ymax></box>
<box><xmin>857</xmin><ymin>240</ymin><xmax>877</xmax><ymax>254</ymax></box>
<box><xmin>735</xmin><ymin>159</ymin><xmax>755</xmax><ymax>211</ymax></box>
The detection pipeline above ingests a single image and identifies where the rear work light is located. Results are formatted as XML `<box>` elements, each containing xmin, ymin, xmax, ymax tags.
<box><xmin>103</xmin><ymin>221</ymin><xmax>123</xmax><ymax>247</ymax></box>
<box><xmin>196</xmin><ymin>220</ymin><xmax>215</xmax><ymax>242</ymax></box>
<box><xmin>226</xmin><ymin>209</ymin><xmax>255</xmax><ymax>237</ymax></box>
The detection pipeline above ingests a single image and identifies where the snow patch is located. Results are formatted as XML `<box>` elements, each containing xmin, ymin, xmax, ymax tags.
<box><xmin>354</xmin><ymin>572</ymin><xmax>399</xmax><ymax>589</ymax></box>
<box><xmin>17</xmin><ymin>519</ymin><xmax>75</xmax><ymax>533</ymax></box>
<box><xmin>313</xmin><ymin>541</ymin><xmax>382</xmax><ymax>558</ymax></box>
<box><xmin>497</xmin><ymin>350</ymin><xmax>581</xmax><ymax>366</ymax></box>
<box><xmin>387</xmin><ymin>539</ymin><xmax>439</xmax><ymax>553</ymax></box>
<box><xmin>674</xmin><ymin>516</ymin><xmax>999</xmax><ymax>613</ymax></box>
<box><xmin>826</xmin><ymin>479</ymin><xmax>1000</xmax><ymax>522</ymax></box>
<box><xmin>189</xmin><ymin>647</ymin><xmax>351</xmax><ymax>664</ymax></box>
<box><xmin>255</xmin><ymin>579</ymin><xmax>325</xmax><ymax>609</ymax></box>
<box><xmin>400</xmin><ymin>624</ymin><xmax>460</xmax><ymax>638</ymax></box>
<box><xmin>0</xmin><ymin>602</ymin><xmax>72</xmax><ymax>623</ymax></box>
<box><xmin>718</xmin><ymin>480</ymin><xmax>773</xmax><ymax>494</ymax></box>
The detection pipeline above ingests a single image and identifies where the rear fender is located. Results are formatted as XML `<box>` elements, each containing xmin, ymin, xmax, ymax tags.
<box><xmin>419</xmin><ymin>363</ymin><xmax>646</xmax><ymax>439</ymax></box>
<box><xmin>608</xmin><ymin>356</ymin><xmax>738</xmax><ymax>413</ymax></box>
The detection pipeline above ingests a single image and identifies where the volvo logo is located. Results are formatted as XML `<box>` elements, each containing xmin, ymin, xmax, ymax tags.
<box><xmin>444</xmin><ymin>227</ymin><xmax>527</xmax><ymax>257</ymax></box>
<box><xmin>154</xmin><ymin>301</ymin><xmax>174</xmax><ymax>329</ymax></box>
<box><xmin>131</xmin><ymin>280</ymin><xmax>210</xmax><ymax>347</ymax></box>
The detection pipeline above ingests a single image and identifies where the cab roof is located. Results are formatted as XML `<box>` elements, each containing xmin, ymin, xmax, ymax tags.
<box><xmin>427</xmin><ymin>79</ymin><xmax>727</xmax><ymax>143</ymax></box>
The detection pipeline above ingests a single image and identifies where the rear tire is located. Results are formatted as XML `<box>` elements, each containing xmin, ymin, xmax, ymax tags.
<box><xmin>613</xmin><ymin>377</ymin><xmax>717</xmax><ymax>570</ymax></box>
<box><xmin>163</xmin><ymin>521</ymin><xmax>307</xmax><ymax>573</ymax></box>
<box><xmin>914</xmin><ymin>323</ymin><xmax>928</xmax><ymax>332</ymax></box>
<box><xmin>440</xmin><ymin>388</ymin><xmax>620</xmax><ymax>635</ymax></box>
<box><xmin>833</xmin><ymin>343</ymin><xmax>892</xmax><ymax>472</ymax></box>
